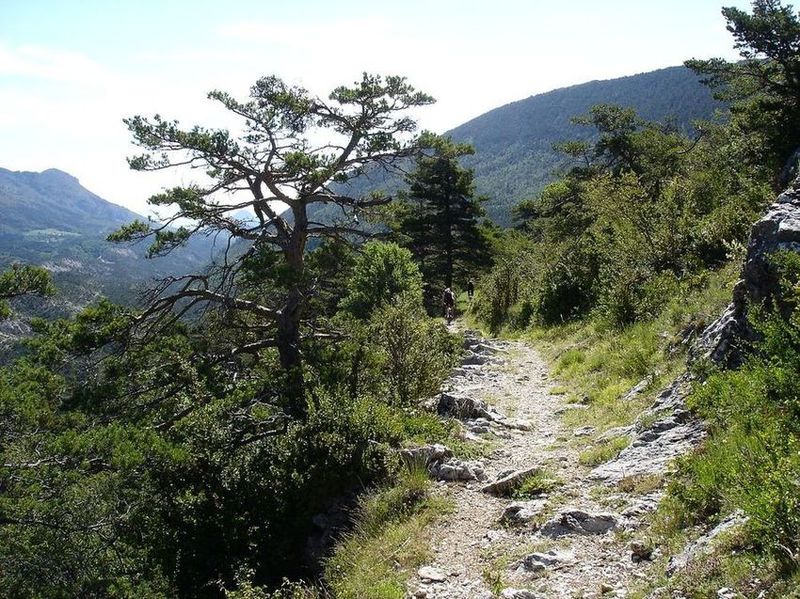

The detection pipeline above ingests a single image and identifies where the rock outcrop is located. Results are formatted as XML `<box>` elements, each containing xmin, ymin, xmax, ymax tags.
<box><xmin>590</xmin><ymin>374</ymin><xmax>704</xmax><ymax>483</ymax></box>
<box><xmin>594</xmin><ymin>184</ymin><xmax>800</xmax><ymax>485</ymax></box>
<box><xmin>665</xmin><ymin>511</ymin><xmax>748</xmax><ymax>576</ymax></box>
<box><xmin>538</xmin><ymin>509</ymin><xmax>618</xmax><ymax>537</ymax></box>
<box><xmin>480</xmin><ymin>466</ymin><xmax>541</xmax><ymax>497</ymax></box>
<box><xmin>696</xmin><ymin>182</ymin><xmax>800</xmax><ymax>367</ymax></box>
<box><xmin>500</xmin><ymin>499</ymin><xmax>548</xmax><ymax>526</ymax></box>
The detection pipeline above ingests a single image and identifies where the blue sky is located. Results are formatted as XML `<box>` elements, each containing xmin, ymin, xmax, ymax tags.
<box><xmin>1</xmin><ymin>0</ymin><xmax>749</xmax><ymax>214</ymax></box>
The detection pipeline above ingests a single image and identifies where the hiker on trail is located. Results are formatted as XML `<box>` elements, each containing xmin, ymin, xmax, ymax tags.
<box><xmin>467</xmin><ymin>279</ymin><xmax>475</xmax><ymax>300</ymax></box>
<box><xmin>443</xmin><ymin>286</ymin><xmax>455</xmax><ymax>323</ymax></box>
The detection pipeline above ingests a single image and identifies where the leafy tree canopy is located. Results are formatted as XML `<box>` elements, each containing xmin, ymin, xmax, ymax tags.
<box><xmin>110</xmin><ymin>73</ymin><xmax>434</xmax><ymax>410</ymax></box>
<box><xmin>687</xmin><ymin>0</ymin><xmax>800</xmax><ymax>176</ymax></box>
<box><xmin>0</xmin><ymin>264</ymin><xmax>54</xmax><ymax>320</ymax></box>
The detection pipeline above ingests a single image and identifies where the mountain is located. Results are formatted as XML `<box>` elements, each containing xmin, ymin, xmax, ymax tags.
<box><xmin>451</xmin><ymin>66</ymin><xmax>720</xmax><ymax>223</ymax></box>
<box><xmin>0</xmin><ymin>168</ymin><xmax>216</xmax><ymax>346</ymax></box>
<box><xmin>331</xmin><ymin>66</ymin><xmax>721</xmax><ymax>225</ymax></box>
<box><xmin>1</xmin><ymin>65</ymin><xmax>719</xmax><ymax>333</ymax></box>
<box><xmin>0</xmin><ymin>168</ymin><xmax>141</xmax><ymax>235</ymax></box>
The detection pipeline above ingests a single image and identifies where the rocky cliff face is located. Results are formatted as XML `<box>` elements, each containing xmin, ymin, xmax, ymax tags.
<box><xmin>593</xmin><ymin>182</ymin><xmax>800</xmax><ymax>484</ymax></box>
<box><xmin>698</xmin><ymin>181</ymin><xmax>800</xmax><ymax>367</ymax></box>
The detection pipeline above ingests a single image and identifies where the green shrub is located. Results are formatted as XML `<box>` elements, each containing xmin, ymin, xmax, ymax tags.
<box><xmin>341</xmin><ymin>242</ymin><xmax>423</xmax><ymax>320</ymax></box>
<box><xmin>369</xmin><ymin>298</ymin><xmax>460</xmax><ymax>405</ymax></box>
<box><xmin>534</xmin><ymin>243</ymin><xmax>598</xmax><ymax>325</ymax></box>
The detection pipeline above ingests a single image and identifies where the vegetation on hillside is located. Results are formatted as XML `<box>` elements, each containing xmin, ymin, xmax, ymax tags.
<box><xmin>327</xmin><ymin>66</ymin><xmax>720</xmax><ymax>227</ymax></box>
<box><xmin>470</xmin><ymin>0</ymin><xmax>800</xmax><ymax>594</ymax></box>
<box><xmin>0</xmin><ymin>239</ymin><xmax>464</xmax><ymax>597</ymax></box>
<box><xmin>656</xmin><ymin>252</ymin><xmax>800</xmax><ymax>596</ymax></box>
<box><xmin>0</xmin><ymin>169</ymin><xmax>215</xmax><ymax>316</ymax></box>
<box><xmin>454</xmin><ymin>66</ymin><xmax>721</xmax><ymax>224</ymax></box>
<box><xmin>475</xmin><ymin>106</ymin><xmax>770</xmax><ymax>331</ymax></box>
<box><xmin>4</xmin><ymin>0</ymin><xmax>800</xmax><ymax>596</ymax></box>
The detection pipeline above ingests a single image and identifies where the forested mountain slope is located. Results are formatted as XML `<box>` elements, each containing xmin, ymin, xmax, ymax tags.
<box><xmin>332</xmin><ymin>66</ymin><xmax>719</xmax><ymax>225</ymax></box>
<box><xmin>451</xmin><ymin>66</ymin><xmax>719</xmax><ymax>222</ymax></box>
<box><xmin>0</xmin><ymin>168</ymin><xmax>214</xmax><ymax>341</ymax></box>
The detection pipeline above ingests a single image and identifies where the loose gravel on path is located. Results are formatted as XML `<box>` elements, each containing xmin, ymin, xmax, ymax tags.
<box><xmin>408</xmin><ymin>330</ymin><xmax>660</xmax><ymax>599</ymax></box>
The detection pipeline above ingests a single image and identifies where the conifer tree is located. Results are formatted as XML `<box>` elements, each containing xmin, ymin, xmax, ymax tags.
<box><xmin>394</xmin><ymin>135</ymin><xmax>490</xmax><ymax>304</ymax></box>
<box><xmin>687</xmin><ymin>0</ymin><xmax>800</xmax><ymax>177</ymax></box>
<box><xmin>110</xmin><ymin>73</ymin><xmax>434</xmax><ymax>412</ymax></box>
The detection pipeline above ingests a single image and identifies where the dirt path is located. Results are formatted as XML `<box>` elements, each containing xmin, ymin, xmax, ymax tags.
<box><xmin>408</xmin><ymin>329</ymin><xmax>659</xmax><ymax>599</ymax></box>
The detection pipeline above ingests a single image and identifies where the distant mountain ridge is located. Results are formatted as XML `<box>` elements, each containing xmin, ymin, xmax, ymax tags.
<box><xmin>0</xmin><ymin>167</ymin><xmax>140</xmax><ymax>234</ymax></box>
<box><xmin>330</xmin><ymin>65</ymin><xmax>721</xmax><ymax>225</ymax></box>
<box><xmin>0</xmin><ymin>168</ymin><xmax>215</xmax><ymax>349</ymax></box>
<box><xmin>450</xmin><ymin>66</ymin><xmax>720</xmax><ymax>222</ymax></box>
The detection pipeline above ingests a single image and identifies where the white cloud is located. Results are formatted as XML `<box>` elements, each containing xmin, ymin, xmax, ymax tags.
<box><xmin>0</xmin><ymin>42</ymin><xmax>112</xmax><ymax>83</ymax></box>
<box><xmin>0</xmin><ymin>3</ymin><xmax>748</xmax><ymax>217</ymax></box>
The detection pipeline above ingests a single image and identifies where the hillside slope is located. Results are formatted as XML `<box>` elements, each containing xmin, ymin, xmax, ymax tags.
<box><xmin>0</xmin><ymin>168</ymin><xmax>140</xmax><ymax>234</ymax></box>
<box><xmin>330</xmin><ymin>66</ymin><xmax>720</xmax><ymax>225</ymax></box>
<box><xmin>451</xmin><ymin>66</ymin><xmax>719</xmax><ymax>222</ymax></box>
<box><xmin>0</xmin><ymin>168</ymin><xmax>216</xmax><ymax>347</ymax></box>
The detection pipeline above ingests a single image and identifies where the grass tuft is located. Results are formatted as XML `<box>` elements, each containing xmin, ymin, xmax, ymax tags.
<box><xmin>324</xmin><ymin>468</ymin><xmax>452</xmax><ymax>599</ymax></box>
<box><xmin>514</xmin><ymin>468</ymin><xmax>563</xmax><ymax>499</ymax></box>
<box><xmin>578</xmin><ymin>436</ymin><xmax>631</xmax><ymax>466</ymax></box>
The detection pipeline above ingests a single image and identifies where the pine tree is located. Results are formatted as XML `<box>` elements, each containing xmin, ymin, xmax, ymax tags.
<box><xmin>110</xmin><ymin>73</ymin><xmax>433</xmax><ymax>412</ymax></box>
<box><xmin>0</xmin><ymin>264</ymin><xmax>54</xmax><ymax>320</ymax></box>
<box><xmin>686</xmin><ymin>0</ymin><xmax>800</xmax><ymax>177</ymax></box>
<box><xmin>395</xmin><ymin>134</ymin><xmax>490</xmax><ymax>305</ymax></box>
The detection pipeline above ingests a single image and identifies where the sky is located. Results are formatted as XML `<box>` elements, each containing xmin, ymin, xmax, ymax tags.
<box><xmin>0</xmin><ymin>0</ymin><xmax>750</xmax><ymax>215</ymax></box>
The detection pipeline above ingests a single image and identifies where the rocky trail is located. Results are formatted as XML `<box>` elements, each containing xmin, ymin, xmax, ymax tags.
<box><xmin>405</xmin><ymin>328</ymin><xmax>666</xmax><ymax>599</ymax></box>
<box><xmin>401</xmin><ymin>184</ymin><xmax>800</xmax><ymax>599</ymax></box>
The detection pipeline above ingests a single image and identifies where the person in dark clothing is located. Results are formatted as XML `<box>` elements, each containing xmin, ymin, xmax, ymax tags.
<box><xmin>467</xmin><ymin>279</ymin><xmax>475</xmax><ymax>300</ymax></box>
<box><xmin>442</xmin><ymin>286</ymin><xmax>455</xmax><ymax>323</ymax></box>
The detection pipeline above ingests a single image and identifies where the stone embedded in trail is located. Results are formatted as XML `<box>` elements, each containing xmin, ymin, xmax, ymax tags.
<box><xmin>431</xmin><ymin>458</ymin><xmax>487</xmax><ymax>482</ymax></box>
<box><xmin>436</xmin><ymin>392</ymin><xmax>495</xmax><ymax>420</ymax></box>
<box><xmin>504</xmin><ymin>418</ymin><xmax>533</xmax><ymax>431</ymax></box>
<box><xmin>539</xmin><ymin>508</ymin><xmax>618</xmax><ymax>537</ymax></box>
<box><xmin>418</xmin><ymin>565</ymin><xmax>448</xmax><ymax>583</ymax></box>
<box><xmin>462</xmin><ymin>329</ymin><xmax>484</xmax><ymax>349</ymax></box>
<box><xmin>621</xmin><ymin>496</ymin><xmax>661</xmax><ymax>519</ymax></box>
<box><xmin>573</xmin><ymin>425</ymin><xmax>596</xmax><ymax>437</ymax></box>
<box><xmin>500</xmin><ymin>499</ymin><xmax>548</xmax><ymax>526</ymax></box>
<box><xmin>517</xmin><ymin>549</ymin><xmax>572</xmax><ymax>574</ymax></box>
<box><xmin>466</xmin><ymin>417</ymin><xmax>492</xmax><ymax>434</ymax></box>
<box><xmin>462</xmin><ymin>350</ymin><xmax>493</xmax><ymax>366</ymax></box>
<box><xmin>480</xmin><ymin>466</ymin><xmax>541</xmax><ymax>497</ymax></box>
